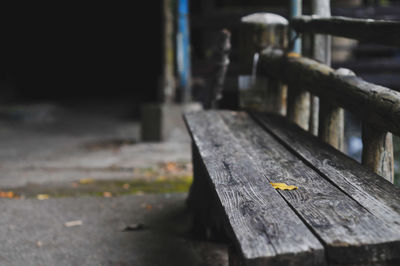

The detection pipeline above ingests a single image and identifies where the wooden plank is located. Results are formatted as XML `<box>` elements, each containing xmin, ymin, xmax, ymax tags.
<box><xmin>251</xmin><ymin>112</ymin><xmax>400</xmax><ymax>229</ymax></box>
<box><xmin>257</xmin><ymin>49</ymin><xmax>400</xmax><ymax>136</ymax></box>
<box><xmin>184</xmin><ymin>111</ymin><xmax>324</xmax><ymax>265</ymax></box>
<box><xmin>291</xmin><ymin>16</ymin><xmax>400</xmax><ymax>47</ymax></box>
<box><xmin>223</xmin><ymin>111</ymin><xmax>400</xmax><ymax>265</ymax></box>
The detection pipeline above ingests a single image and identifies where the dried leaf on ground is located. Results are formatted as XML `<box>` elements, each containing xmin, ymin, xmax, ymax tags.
<box><xmin>79</xmin><ymin>178</ymin><xmax>94</xmax><ymax>184</ymax></box>
<box><xmin>164</xmin><ymin>162</ymin><xmax>178</xmax><ymax>172</ymax></box>
<box><xmin>0</xmin><ymin>191</ymin><xmax>17</xmax><ymax>199</ymax></box>
<box><xmin>37</xmin><ymin>194</ymin><xmax>50</xmax><ymax>200</ymax></box>
<box><xmin>103</xmin><ymin>191</ymin><xmax>112</xmax><ymax>198</ymax></box>
<box><xmin>121</xmin><ymin>223</ymin><xmax>145</xmax><ymax>232</ymax></box>
<box><xmin>64</xmin><ymin>220</ymin><xmax>83</xmax><ymax>227</ymax></box>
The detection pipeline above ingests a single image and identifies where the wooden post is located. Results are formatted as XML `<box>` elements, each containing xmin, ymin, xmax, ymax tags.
<box><xmin>240</xmin><ymin>13</ymin><xmax>288</xmax><ymax>74</ymax></box>
<box><xmin>240</xmin><ymin>13</ymin><xmax>288</xmax><ymax>114</ymax></box>
<box><xmin>309</xmin><ymin>0</ymin><xmax>331</xmax><ymax>137</ymax></box>
<box><xmin>362</xmin><ymin>125</ymin><xmax>394</xmax><ymax>183</ymax></box>
<box><xmin>319</xmin><ymin>68</ymin><xmax>347</xmax><ymax>151</ymax></box>
<box><xmin>287</xmin><ymin>0</ymin><xmax>310</xmax><ymax>130</ymax></box>
<box><xmin>161</xmin><ymin>0</ymin><xmax>176</xmax><ymax>103</ymax></box>
<box><xmin>210</xmin><ymin>29</ymin><xmax>231</xmax><ymax>109</ymax></box>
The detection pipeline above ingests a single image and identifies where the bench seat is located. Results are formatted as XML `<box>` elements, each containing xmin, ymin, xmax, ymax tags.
<box><xmin>184</xmin><ymin>110</ymin><xmax>400</xmax><ymax>265</ymax></box>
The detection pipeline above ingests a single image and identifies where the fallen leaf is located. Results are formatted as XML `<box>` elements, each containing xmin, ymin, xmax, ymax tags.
<box><xmin>64</xmin><ymin>220</ymin><xmax>83</xmax><ymax>227</ymax></box>
<box><xmin>79</xmin><ymin>178</ymin><xmax>94</xmax><ymax>184</ymax></box>
<box><xmin>103</xmin><ymin>191</ymin><xmax>112</xmax><ymax>198</ymax></box>
<box><xmin>122</xmin><ymin>183</ymin><xmax>130</xmax><ymax>189</ymax></box>
<box><xmin>37</xmin><ymin>194</ymin><xmax>50</xmax><ymax>200</ymax></box>
<box><xmin>145</xmin><ymin>204</ymin><xmax>152</xmax><ymax>210</ymax></box>
<box><xmin>165</xmin><ymin>162</ymin><xmax>178</xmax><ymax>172</ymax></box>
<box><xmin>121</xmin><ymin>223</ymin><xmax>144</xmax><ymax>231</ymax></box>
<box><xmin>0</xmin><ymin>191</ymin><xmax>15</xmax><ymax>198</ymax></box>
<box><xmin>270</xmin><ymin>183</ymin><xmax>298</xmax><ymax>191</ymax></box>
<box><xmin>287</xmin><ymin>52</ymin><xmax>301</xmax><ymax>58</ymax></box>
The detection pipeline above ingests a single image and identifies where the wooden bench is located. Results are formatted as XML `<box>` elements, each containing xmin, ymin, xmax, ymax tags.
<box><xmin>185</xmin><ymin>110</ymin><xmax>400</xmax><ymax>265</ymax></box>
<box><xmin>184</xmin><ymin>8</ymin><xmax>400</xmax><ymax>266</ymax></box>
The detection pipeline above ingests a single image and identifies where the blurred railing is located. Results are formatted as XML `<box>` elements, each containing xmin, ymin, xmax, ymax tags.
<box><xmin>241</xmin><ymin>12</ymin><xmax>400</xmax><ymax>183</ymax></box>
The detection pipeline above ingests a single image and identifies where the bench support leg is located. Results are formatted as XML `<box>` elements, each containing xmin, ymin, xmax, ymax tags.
<box><xmin>187</xmin><ymin>143</ymin><xmax>228</xmax><ymax>241</ymax></box>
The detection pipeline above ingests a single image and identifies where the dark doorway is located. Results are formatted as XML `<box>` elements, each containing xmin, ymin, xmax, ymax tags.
<box><xmin>1</xmin><ymin>2</ymin><xmax>162</xmax><ymax>104</ymax></box>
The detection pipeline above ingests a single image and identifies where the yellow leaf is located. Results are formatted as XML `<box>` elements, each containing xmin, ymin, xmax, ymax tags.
<box><xmin>165</xmin><ymin>162</ymin><xmax>178</xmax><ymax>172</ymax></box>
<box><xmin>0</xmin><ymin>191</ymin><xmax>15</xmax><ymax>198</ymax></box>
<box><xmin>270</xmin><ymin>182</ymin><xmax>298</xmax><ymax>190</ymax></box>
<box><xmin>37</xmin><ymin>194</ymin><xmax>50</xmax><ymax>200</ymax></box>
<box><xmin>79</xmin><ymin>178</ymin><xmax>94</xmax><ymax>184</ymax></box>
<box><xmin>287</xmin><ymin>52</ymin><xmax>300</xmax><ymax>58</ymax></box>
<box><xmin>103</xmin><ymin>192</ymin><xmax>112</xmax><ymax>198</ymax></box>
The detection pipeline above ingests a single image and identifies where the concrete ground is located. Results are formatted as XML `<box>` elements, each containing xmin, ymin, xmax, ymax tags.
<box><xmin>0</xmin><ymin>102</ymin><xmax>228</xmax><ymax>266</ymax></box>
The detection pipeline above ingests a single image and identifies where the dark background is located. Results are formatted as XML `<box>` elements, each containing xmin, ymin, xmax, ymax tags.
<box><xmin>1</xmin><ymin>2</ymin><xmax>163</xmax><ymax>103</ymax></box>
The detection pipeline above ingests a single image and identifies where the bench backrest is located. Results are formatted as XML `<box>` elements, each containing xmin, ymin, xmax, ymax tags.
<box><xmin>240</xmin><ymin>8</ymin><xmax>400</xmax><ymax>182</ymax></box>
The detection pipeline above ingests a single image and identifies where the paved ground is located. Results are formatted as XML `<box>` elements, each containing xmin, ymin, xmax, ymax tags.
<box><xmin>0</xmin><ymin>102</ymin><xmax>191</xmax><ymax>188</ymax></box>
<box><xmin>0</xmin><ymin>102</ymin><xmax>228</xmax><ymax>266</ymax></box>
<box><xmin>0</xmin><ymin>194</ymin><xmax>227</xmax><ymax>266</ymax></box>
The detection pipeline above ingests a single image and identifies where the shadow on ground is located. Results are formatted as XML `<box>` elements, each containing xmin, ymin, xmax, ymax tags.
<box><xmin>0</xmin><ymin>194</ymin><xmax>228</xmax><ymax>266</ymax></box>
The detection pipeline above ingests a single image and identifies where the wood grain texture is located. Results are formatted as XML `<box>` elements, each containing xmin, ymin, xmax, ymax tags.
<box><xmin>252</xmin><ymin>112</ymin><xmax>400</xmax><ymax>231</ymax></box>
<box><xmin>291</xmin><ymin>15</ymin><xmax>400</xmax><ymax>47</ymax></box>
<box><xmin>362</xmin><ymin>124</ymin><xmax>395</xmax><ymax>183</ymax></box>
<box><xmin>222</xmin><ymin>111</ymin><xmax>400</xmax><ymax>265</ymax></box>
<box><xmin>184</xmin><ymin>111</ymin><xmax>324</xmax><ymax>265</ymax></box>
<box><xmin>257</xmin><ymin>49</ymin><xmax>400</xmax><ymax>136</ymax></box>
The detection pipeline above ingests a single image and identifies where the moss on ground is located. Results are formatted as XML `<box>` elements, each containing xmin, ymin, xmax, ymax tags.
<box><xmin>8</xmin><ymin>175</ymin><xmax>193</xmax><ymax>199</ymax></box>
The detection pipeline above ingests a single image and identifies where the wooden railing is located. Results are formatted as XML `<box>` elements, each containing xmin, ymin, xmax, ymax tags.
<box><xmin>240</xmin><ymin>11</ymin><xmax>400</xmax><ymax>182</ymax></box>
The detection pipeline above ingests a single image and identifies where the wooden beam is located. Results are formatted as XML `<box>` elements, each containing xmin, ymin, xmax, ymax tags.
<box><xmin>257</xmin><ymin>49</ymin><xmax>400</xmax><ymax>136</ymax></box>
<box><xmin>291</xmin><ymin>16</ymin><xmax>400</xmax><ymax>47</ymax></box>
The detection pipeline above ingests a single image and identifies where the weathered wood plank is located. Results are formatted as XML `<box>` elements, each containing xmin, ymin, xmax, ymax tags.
<box><xmin>251</xmin><ymin>112</ymin><xmax>400</xmax><ymax>230</ymax></box>
<box><xmin>257</xmin><ymin>49</ymin><xmax>400</xmax><ymax>136</ymax></box>
<box><xmin>222</xmin><ymin>111</ymin><xmax>400</xmax><ymax>265</ymax></box>
<box><xmin>184</xmin><ymin>111</ymin><xmax>324</xmax><ymax>265</ymax></box>
<box><xmin>291</xmin><ymin>16</ymin><xmax>400</xmax><ymax>47</ymax></box>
